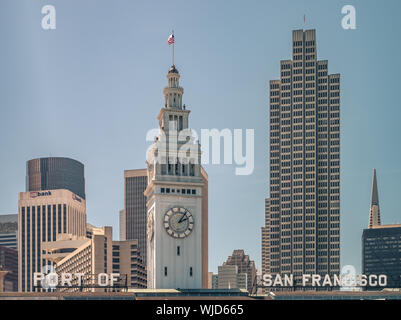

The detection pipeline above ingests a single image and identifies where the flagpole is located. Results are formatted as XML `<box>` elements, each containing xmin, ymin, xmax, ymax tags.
<box><xmin>172</xmin><ymin>30</ymin><xmax>175</xmax><ymax>66</ymax></box>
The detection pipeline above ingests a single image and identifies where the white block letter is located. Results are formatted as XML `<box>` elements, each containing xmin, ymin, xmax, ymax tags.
<box><xmin>341</xmin><ymin>5</ymin><xmax>356</xmax><ymax>30</ymax></box>
<box><xmin>41</xmin><ymin>5</ymin><xmax>56</xmax><ymax>30</ymax></box>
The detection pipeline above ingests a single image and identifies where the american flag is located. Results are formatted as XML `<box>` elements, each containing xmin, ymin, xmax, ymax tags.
<box><xmin>168</xmin><ymin>34</ymin><xmax>174</xmax><ymax>45</ymax></box>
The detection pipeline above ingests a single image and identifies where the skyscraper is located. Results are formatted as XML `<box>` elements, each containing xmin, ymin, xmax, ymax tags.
<box><xmin>123</xmin><ymin>169</ymin><xmax>148</xmax><ymax>264</ymax></box>
<box><xmin>19</xmin><ymin>157</ymin><xmax>87</xmax><ymax>292</ymax></box>
<box><xmin>262</xmin><ymin>29</ymin><xmax>340</xmax><ymax>288</ymax></box>
<box><xmin>27</xmin><ymin>157</ymin><xmax>86</xmax><ymax>200</ymax></box>
<box><xmin>18</xmin><ymin>189</ymin><xmax>86</xmax><ymax>292</ymax></box>
<box><xmin>362</xmin><ymin>225</ymin><xmax>401</xmax><ymax>289</ymax></box>
<box><xmin>368</xmin><ymin>169</ymin><xmax>381</xmax><ymax>228</ymax></box>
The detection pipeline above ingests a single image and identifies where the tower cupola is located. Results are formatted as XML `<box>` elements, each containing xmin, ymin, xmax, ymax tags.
<box><xmin>163</xmin><ymin>65</ymin><xmax>184</xmax><ymax>109</ymax></box>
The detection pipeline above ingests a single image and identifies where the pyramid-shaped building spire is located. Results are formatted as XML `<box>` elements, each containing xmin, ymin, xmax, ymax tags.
<box><xmin>368</xmin><ymin>169</ymin><xmax>381</xmax><ymax>228</ymax></box>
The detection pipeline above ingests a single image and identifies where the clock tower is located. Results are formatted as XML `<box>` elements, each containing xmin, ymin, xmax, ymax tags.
<box><xmin>145</xmin><ymin>65</ymin><xmax>206</xmax><ymax>289</ymax></box>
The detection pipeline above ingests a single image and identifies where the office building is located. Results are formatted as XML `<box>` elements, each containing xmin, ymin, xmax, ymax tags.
<box><xmin>223</xmin><ymin>250</ymin><xmax>256</xmax><ymax>293</ymax></box>
<box><xmin>262</xmin><ymin>29</ymin><xmax>341</xmax><ymax>288</ymax></box>
<box><xmin>44</xmin><ymin>226</ymin><xmax>112</xmax><ymax>292</ymax></box>
<box><xmin>362</xmin><ymin>225</ymin><xmax>401</xmax><ymax>289</ymax></box>
<box><xmin>18</xmin><ymin>189</ymin><xmax>86</xmax><ymax>292</ymax></box>
<box><xmin>27</xmin><ymin>157</ymin><xmax>86</xmax><ymax>199</ymax></box>
<box><xmin>123</xmin><ymin>169</ymin><xmax>147</xmax><ymax>263</ymax></box>
<box><xmin>212</xmin><ymin>265</ymin><xmax>247</xmax><ymax>290</ymax></box>
<box><xmin>362</xmin><ymin>169</ymin><xmax>401</xmax><ymax>289</ymax></box>
<box><xmin>112</xmin><ymin>240</ymin><xmax>147</xmax><ymax>289</ymax></box>
<box><xmin>42</xmin><ymin>226</ymin><xmax>147</xmax><ymax>291</ymax></box>
<box><xmin>0</xmin><ymin>214</ymin><xmax>18</xmax><ymax>250</ymax></box>
<box><xmin>0</xmin><ymin>246</ymin><xmax>18</xmax><ymax>292</ymax></box>
<box><xmin>42</xmin><ymin>233</ymin><xmax>90</xmax><ymax>264</ymax></box>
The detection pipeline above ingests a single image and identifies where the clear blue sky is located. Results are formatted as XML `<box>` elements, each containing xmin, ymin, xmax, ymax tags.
<box><xmin>1</xmin><ymin>0</ymin><xmax>401</xmax><ymax>274</ymax></box>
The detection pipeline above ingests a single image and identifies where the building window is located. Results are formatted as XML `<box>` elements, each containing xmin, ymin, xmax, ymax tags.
<box><xmin>190</xmin><ymin>267</ymin><xmax>193</xmax><ymax>277</ymax></box>
<box><xmin>63</xmin><ymin>204</ymin><xmax>66</xmax><ymax>233</ymax></box>
<box><xmin>52</xmin><ymin>204</ymin><xmax>56</xmax><ymax>241</ymax></box>
<box><xmin>47</xmin><ymin>205</ymin><xmax>51</xmax><ymax>241</ymax></box>
<box><xmin>58</xmin><ymin>204</ymin><xmax>62</xmax><ymax>233</ymax></box>
<box><xmin>32</xmin><ymin>206</ymin><xmax>36</xmax><ymax>273</ymax></box>
<box><xmin>42</xmin><ymin>205</ymin><xmax>46</xmax><ymax>242</ymax></box>
<box><xmin>177</xmin><ymin>246</ymin><xmax>181</xmax><ymax>256</ymax></box>
<box><xmin>164</xmin><ymin>267</ymin><xmax>168</xmax><ymax>276</ymax></box>
<box><xmin>161</xmin><ymin>164</ymin><xmax>167</xmax><ymax>175</ymax></box>
<box><xmin>27</xmin><ymin>206</ymin><xmax>30</xmax><ymax>291</ymax></box>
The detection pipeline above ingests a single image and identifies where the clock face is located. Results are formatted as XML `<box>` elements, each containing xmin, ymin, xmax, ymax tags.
<box><xmin>164</xmin><ymin>207</ymin><xmax>194</xmax><ymax>238</ymax></box>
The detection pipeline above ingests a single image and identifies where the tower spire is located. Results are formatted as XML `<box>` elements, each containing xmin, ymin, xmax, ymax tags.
<box><xmin>368</xmin><ymin>169</ymin><xmax>381</xmax><ymax>228</ymax></box>
<box><xmin>371</xmin><ymin>169</ymin><xmax>379</xmax><ymax>206</ymax></box>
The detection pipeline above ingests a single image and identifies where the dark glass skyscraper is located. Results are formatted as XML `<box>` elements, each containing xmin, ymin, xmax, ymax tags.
<box><xmin>362</xmin><ymin>170</ymin><xmax>401</xmax><ymax>289</ymax></box>
<box><xmin>362</xmin><ymin>226</ymin><xmax>401</xmax><ymax>289</ymax></box>
<box><xmin>26</xmin><ymin>157</ymin><xmax>86</xmax><ymax>199</ymax></box>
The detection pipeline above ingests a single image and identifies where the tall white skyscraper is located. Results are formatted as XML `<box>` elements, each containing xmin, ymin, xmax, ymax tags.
<box><xmin>262</xmin><ymin>29</ymin><xmax>341</xmax><ymax>288</ymax></box>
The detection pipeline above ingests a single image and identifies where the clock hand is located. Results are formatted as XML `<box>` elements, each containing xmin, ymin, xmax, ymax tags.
<box><xmin>178</xmin><ymin>212</ymin><xmax>187</xmax><ymax>223</ymax></box>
